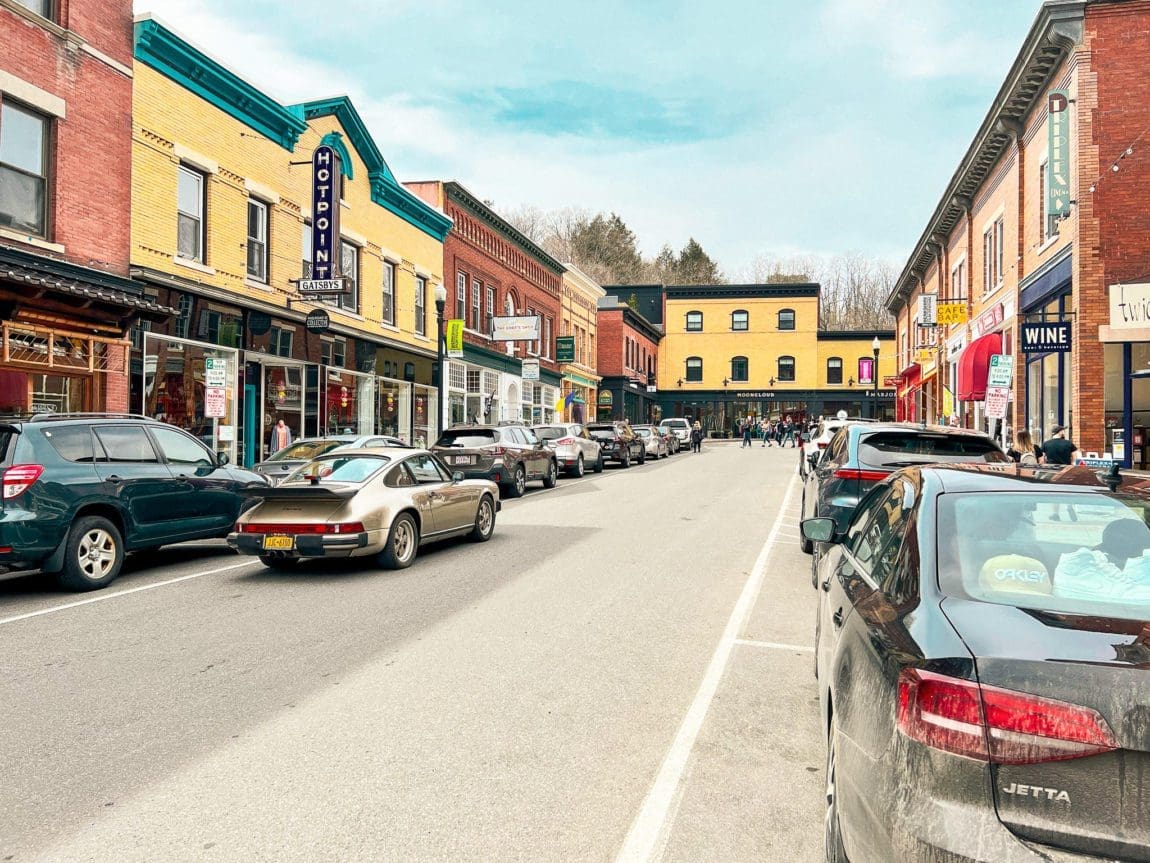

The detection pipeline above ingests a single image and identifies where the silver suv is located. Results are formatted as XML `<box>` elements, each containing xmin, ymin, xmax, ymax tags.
<box><xmin>659</xmin><ymin>418</ymin><xmax>692</xmax><ymax>448</ymax></box>
<box><xmin>532</xmin><ymin>423</ymin><xmax>604</xmax><ymax>477</ymax></box>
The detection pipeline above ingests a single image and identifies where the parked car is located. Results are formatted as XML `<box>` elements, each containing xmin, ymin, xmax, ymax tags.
<box><xmin>585</xmin><ymin>421</ymin><xmax>646</xmax><ymax>468</ymax></box>
<box><xmin>229</xmin><ymin>448</ymin><xmax>498</xmax><ymax>571</ymax></box>
<box><xmin>660</xmin><ymin>417</ymin><xmax>692</xmax><ymax>449</ymax></box>
<box><xmin>799</xmin><ymin>415</ymin><xmax>876</xmax><ymax>477</ymax></box>
<box><xmin>532</xmin><ymin>423</ymin><xmax>603</xmax><ymax>477</ymax></box>
<box><xmin>633</xmin><ymin>424</ymin><xmax>669</xmax><ymax>459</ymax></box>
<box><xmin>0</xmin><ymin>413</ymin><xmax>267</xmax><ymax>591</ymax></box>
<box><xmin>800</xmin><ymin>422</ymin><xmax>1007</xmax><ymax>555</ymax></box>
<box><xmin>803</xmin><ymin>463</ymin><xmax>1150</xmax><ymax>863</ymax></box>
<box><xmin>254</xmin><ymin>434</ymin><xmax>409</xmax><ymax>485</ymax></box>
<box><xmin>656</xmin><ymin>423</ymin><xmax>681</xmax><ymax>454</ymax></box>
<box><xmin>431</xmin><ymin>424</ymin><xmax>558</xmax><ymax>498</ymax></box>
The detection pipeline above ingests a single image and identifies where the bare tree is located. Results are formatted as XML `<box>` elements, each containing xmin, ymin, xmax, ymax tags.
<box><xmin>746</xmin><ymin>252</ymin><xmax>897</xmax><ymax>330</ymax></box>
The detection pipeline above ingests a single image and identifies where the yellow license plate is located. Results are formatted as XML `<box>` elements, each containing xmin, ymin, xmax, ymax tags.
<box><xmin>262</xmin><ymin>535</ymin><xmax>295</xmax><ymax>550</ymax></box>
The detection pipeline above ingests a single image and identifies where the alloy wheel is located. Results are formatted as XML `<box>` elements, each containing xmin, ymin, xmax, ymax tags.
<box><xmin>825</xmin><ymin>721</ymin><xmax>848</xmax><ymax>862</ymax></box>
<box><xmin>515</xmin><ymin>467</ymin><xmax>526</xmax><ymax>496</ymax></box>
<box><xmin>393</xmin><ymin>518</ymin><xmax>416</xmax><ymax>564</ymax></box>
<box><xmin>77</xmin><ymin>528</ymin><xmax>117</xmax><ymax>580</ymax></box>
<box><xmin>477</xmin><ymin>498</ymin><xmax>494</xmax><ymax>536</ymax></box>
<box><xmin>574</xmin><ymin>454</ymin><xmax>584</xmax><ymax>477</ymax></box>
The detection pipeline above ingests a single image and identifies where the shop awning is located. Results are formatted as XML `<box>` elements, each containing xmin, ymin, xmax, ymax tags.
<box><xmin>896</xmin><ymin>363</ymin><xmax>920</xmax><ymax>398</ymax></box>
<box><xmin>957</xmin><ymin>332</ymin><xmax>1002</xmax><ymax>401</ymax></box>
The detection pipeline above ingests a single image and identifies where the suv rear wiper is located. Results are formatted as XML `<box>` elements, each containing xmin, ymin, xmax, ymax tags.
<box><xmin>880</xmin><ymin>459</ymin><xmax>935</xmax><ymax>467</ymax></box>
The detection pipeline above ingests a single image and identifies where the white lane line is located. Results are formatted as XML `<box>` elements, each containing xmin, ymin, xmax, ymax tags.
<box><xmin>735</xmin><ymin>639</ymin><xmax>815</xmax><ymax>654</ymax></box>
<box><xmin>615</xmin><ymin>470</ymin><xmax>798</xmax><ymax>863</ymax></box>
<box><xmin>0</xmin><ymin>559</ymin><xmax>260</xmax><ymax>627</ymax></box>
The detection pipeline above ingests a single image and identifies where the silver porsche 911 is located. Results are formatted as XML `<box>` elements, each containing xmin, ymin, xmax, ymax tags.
<box><xmin>227</xmin><ymin>447</ymin><xmax>500</xmax><ymax>571</ymax></box>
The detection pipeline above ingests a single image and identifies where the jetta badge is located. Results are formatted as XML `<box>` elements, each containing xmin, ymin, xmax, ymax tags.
<box><xmin>1001</xmin><ymin>783</ymin><xmax>1071</xmax><ymax>803</ymax></box>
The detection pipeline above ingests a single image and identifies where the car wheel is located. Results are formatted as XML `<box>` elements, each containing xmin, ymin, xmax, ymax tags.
<box><xmin>259</xmin><ymin>555</ymin><xmax>299</xmax><ymax>572</ymax></box>
<box><xmin>57</xmin><ymin>515</ymin><xmax>124</xmax><ymax>592</ymax></box>
<box><xmin>542</xmin><ymin>460</ymin><xmax>558</xmax><ymax>489</ymax></box>
<box><xmin>469</xmin><ymin>495</ymin><xmax>496</xmax><ymax>542</ymax></box>
<box><xmin>570</xmin><ymin>454</ymin><xmax>585</xmax><ymax>478</ymax></box>
<box><xmin>502</xmin><ymin>465</ymin><xmax>526</xmax><ymax>498</ymax></box>
<box><xmin>638</xmin><ymin>448</ymin><xmax>646</xmax><ymax>465</ymax></box>
<box><xmin>621</xmin><ymin>450</ymin><xmax>631</xmax><ymax>469</ymax></box>
<box><xmin>593</xmin><ymin>452</ymin><xmax>604</xmax><ymax>473</ymax></box>
<box><xmin>380</xmin><ymin>512</ymin><xmax>419</xmax><ymax>569</ymax></box>
<box><xmin>825</xmin><ymin>713</ymin><xmax>849</xmax><ymax>863</ymax></box>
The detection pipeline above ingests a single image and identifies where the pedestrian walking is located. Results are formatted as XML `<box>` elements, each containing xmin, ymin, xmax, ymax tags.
<box><xmin>760</xmin><ymin>417</ymin><xmax>770</xmax><ymax>447</ymax></box>
<box><xmin>1041</xmin><ymin>425</ymin><xmax>1077</xmax><ymax>465</ymax></box>
<box><xmin>741</xmin><ymin>417</ymin><xmax>753</xmax><ymax>448</ymax></box>
<box><xmin>1008</xmin><ymin>429</ymin><xmax>1041</xmax><ymax>465</ymax></box>
<box><xmin>691</xmin><ymin>420</ymin><xmax>703</xmax><ymax>453</ymax></box>
<box><xmin>782</xmin><ymin>415</ymin><xmax>797</xmax><ymax>448</ymax></box>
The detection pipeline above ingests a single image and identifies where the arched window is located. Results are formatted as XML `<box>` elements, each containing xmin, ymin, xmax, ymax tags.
<box><xmin>685</xmin><ymin>310</ymin><xmax>703</xmax><ymax>332</ymax></box>
<box><xmin>731</xmin><ymin>356</ymin><xmax>749</xmax><ymax>381</ymax></box>
<box><xmin>827</xmin><ymin>357</ymin><xmax>843</xmax><ymax>385</ymax></box>
<box><xmin>685</xmin><ymin>356</ymin><xmax>703</xmax><ymax>382</ymax></box>
<box><xmin>778</xmin><ymin>355</ymin><xmax>796</xmax><ymax>382</ymax></box>
<box><xmin>777</xmin><ymin>309</ymin><xmax>795</xmax><ymax>331</ymax></box>
<box><xmin>731</xmin><ymin>310</ymin><xmax>749</xmax><ymax>331</ymax></box>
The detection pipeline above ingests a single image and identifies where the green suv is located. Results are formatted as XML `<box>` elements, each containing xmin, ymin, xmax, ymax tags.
<box><xmin>0</xmin><ymin>414</ymin><xmax>267</xmax><ymax>591</ymax></box>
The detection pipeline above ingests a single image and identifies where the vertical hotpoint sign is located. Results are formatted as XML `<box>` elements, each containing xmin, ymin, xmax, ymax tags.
<box><xmin>307</xmin><ymin>145</ymin><xmax>343</xmax><ymax>292</ymax></box>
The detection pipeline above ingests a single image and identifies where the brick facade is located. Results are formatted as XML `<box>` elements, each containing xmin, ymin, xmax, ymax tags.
<box><xmin>597</xmin><ymin>306</ymin><xmax>659</xmax><ymax>382</ymax></box>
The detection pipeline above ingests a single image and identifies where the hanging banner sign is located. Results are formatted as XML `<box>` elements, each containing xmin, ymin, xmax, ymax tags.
<box><xmin>310</xmin><ymin>144</ymin><xmax>343</xmax><ymax>284</ymax></box>
<box><xmin>857</xmin><ymin>357</ymin><xmax>874</xmax><ymax>385</ymax></box>
<box><xmin>555</xmin><ymin>336</ymin><xmax>575</xmax><ymax>362</ymax></box>
<box><xmin>1020</xmin><ymin>321</ymin><xmax>1072</xmax><ymax>353</ymax></box>
<box><xmin>919</xmin><ymin>294</ymin><xmax>937</xmax><ymax>326</ymax></box>
<box><xmin>445</xmin><ymin>319</ymin><xmax>465</xmax><ymax>358</ymax></box>
<box><xmin>490</xmin><ymin>315</ymin><xmax>541</xmax><ymax>342</ymax></box>
<box><xmin>936</xmin><ymin>303</ymin><xmax>968</xmax><ymax>325</ymax></box>
<box><xmin>915</xmin><ymin>349</ymin><xmax>934</xmax><ymax>364</ymax></box>
<box><xmin>1047</xmin><ymin>90</ymin><xmax>1071</xmax><ymax>217</ymax></box>
<box><xmin>522</xmin><ymin>359</ymin><xmax>540</xmax><ymax>381</ymax></box>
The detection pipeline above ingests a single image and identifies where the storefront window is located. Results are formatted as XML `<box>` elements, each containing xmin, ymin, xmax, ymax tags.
<box><xmin>143</xmin><ymin>334</ymin><xmax>238</xmax><ymax>464</ymax></box>
<box><xmin>324</xmin><ymin>368</ymin><xmax>374</xmax><ymax>436</ymax></box>
<box><xmin>412</xmin><ymin>384</ymin><xmax>437</xmax><ymax>447</ymax></box>
<box><xmin>0</xmin><ymin>372</ymin><xmax>86</xmax><ymax>415</ymax></box>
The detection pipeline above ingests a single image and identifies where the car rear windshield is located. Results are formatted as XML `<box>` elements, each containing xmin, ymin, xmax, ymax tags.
<box><xmin>436</xmin><ymin>430</ymin><xmax>497</xmax><ymax>448</ymax></box>
<box><xmin>586</xmin><ymin>425</ymin><xmax>617</xmax><ymax>436</ymax></box>
<box><xmin>635</xmin><ymin>428</ymin><xmax>651</xmax><ymax>437</ymax></box>
<box><xmin>284</xmin><ymin>455</ymin><xmax>390</xmax><ymax>484</ymax></box>
<box><xmin>858</xmin><ymin>431</ymin><xmax>1005</xmax><ymax>469</ymax></box>
<box><xmin>662</xmin><ymin>420</ymin><xmax>689</xmax><ymax>429</ymax></box>
<box><xmin>267</xmin><ymin>440</ymin><xmax>344</xmax><ymax>462</ymax></box>
<box><xmin>533</xmin><ymin>427</ymin><xmax>565</xmax><ymax>441</ymax></box>
<box><xmin>938</xmin><ymin>491</ymin><xmax>1150</xmax><ymax>622</ymax></box>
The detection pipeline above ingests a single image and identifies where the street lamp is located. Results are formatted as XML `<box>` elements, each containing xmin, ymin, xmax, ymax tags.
<box><xmin>435</xmin><ymin>284</ymin><xmax>448</xmax><ymax>435</ymax></box>
<box><xmin>871</xmin><ymin>336</ymin><xmax>881</xmax><ymax>420</ymax></box>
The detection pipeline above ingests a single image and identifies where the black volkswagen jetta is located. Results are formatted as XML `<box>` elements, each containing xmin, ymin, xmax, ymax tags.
<box><xmin>804</xmin><ymin>463</ymin><xmax>1150</xmax><ymax>863</ymax></box>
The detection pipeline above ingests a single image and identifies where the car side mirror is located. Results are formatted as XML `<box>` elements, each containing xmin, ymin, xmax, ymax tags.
<box><xmin>801</xmin><ymin>517</ymin><xmax>839</xmax><ymax>544</ymax></box>
<box><xmin>216</xmin><ymin>451</ymin><xmax>230</xmax><ymax>467</ymax></box>
<box><xmin>451</xmin><ymin>471</ymin><xmax>464</xmax><ymax>482</ymax></box>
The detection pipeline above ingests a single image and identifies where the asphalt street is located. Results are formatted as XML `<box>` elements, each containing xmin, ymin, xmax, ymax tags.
<box><xmin>1</xmin><ymin>441</ymin><xmax>824</xmax><ymax>863</ymax></box>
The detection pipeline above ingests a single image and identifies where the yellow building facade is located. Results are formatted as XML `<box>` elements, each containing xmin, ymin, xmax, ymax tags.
<box><xmin>558</xmin><ymin>265</ymin><xmax>603</xmax><ymax>423</ymax></box>
<box><xmin>129</xmin><ymin>17</ymin><xmax>451</xmax><ymax>464</ymax></box>
<box><xmin>657</xmin><ymin>284</ymin><xmax>895</xmax><ymax>434</ymax></box>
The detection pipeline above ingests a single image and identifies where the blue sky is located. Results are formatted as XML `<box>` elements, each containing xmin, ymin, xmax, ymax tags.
<box><xmin>137</xmin><ymin>0</ymin><xmax>1043</xmax><ymax>277</ymax></box>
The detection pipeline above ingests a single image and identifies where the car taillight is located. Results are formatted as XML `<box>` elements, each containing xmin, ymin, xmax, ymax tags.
<box><xmin>833</xmin><ymin>468</ymin><xmax>890</xmax><ymax>482</ymax></box>
<box><xmin>555</xmin><ymin>437</ymin><xmax>576</xmax><ymax>445</ymax></box>
<box><xmin>486</xmin><ymin>446</ymin><xmax>507</xmax><ymax>456</ymax></box>
<box><xmin>817</xmin><ymin>442</ymin><xmax>829</xmax><ymax>449</ymax></box>
<box><xmin>2</xmin><ymin>465</ymin><xmax>44</xmax><ymax>500</ymax></box>
<box><xmin>897</xmin><ymin>669</ymin><xmax>1117</xmax><ymax>765</ymax></box>
<box><xmin>237</xmin><ymin>522</ymin><xmax>365</xmax><ymax>535</ymax></box>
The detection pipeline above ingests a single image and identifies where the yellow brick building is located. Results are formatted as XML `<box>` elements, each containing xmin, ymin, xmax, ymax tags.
<box><xmin>657</xmin><ymin>284</ymin><xmax>896</xmax><ymax>434</ymax></box>
<box><xmin>558</xmin><ymin>265</ymin><xmax>604</xmax><ymax>422</ymax></box>
<box><xmin>129</xmin><ymin>17</ymin><xmax>451</xmax><ymax>464</ymax></box>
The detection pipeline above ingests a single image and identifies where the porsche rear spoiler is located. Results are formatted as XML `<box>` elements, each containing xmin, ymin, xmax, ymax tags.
<box><xmin>244</xmin><ymin>483</ymin><xmax>358</xmax><ymax>501</ymax></box>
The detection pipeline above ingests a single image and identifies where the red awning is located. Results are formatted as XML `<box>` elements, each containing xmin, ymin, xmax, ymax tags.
<box><xmin>957</xmin><ymin>332</ymin><xmax>1002</xmax><ymax>402</ymax></box>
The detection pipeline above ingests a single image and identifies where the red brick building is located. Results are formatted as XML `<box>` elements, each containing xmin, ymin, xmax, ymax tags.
<box><xmin>595</xmin><ymin>298</ymin><xmax>662</xmax><ymax>423</ymax></box>
<box><xmin>0</xmin><ymin>0</ymin><xmax>169</xmax><ymax>414</ymax></box>
<box><xmin>886</xmin><ymin>0</ymin><xmax>1150</xmax><ymax>465</ymax></box>
<box><xmin>404</xmin><ymin>180</ymin><xmax>565</xmax><ymax>425</ymax></box>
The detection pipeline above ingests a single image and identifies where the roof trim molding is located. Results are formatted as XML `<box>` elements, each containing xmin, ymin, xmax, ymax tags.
<box><xmin>133</xmin><ymin>18</ymin><xmax>307</xmax><ymax>151</ymax></box>
<box><xmin>319</xmin><ymin>132</ymin><xmax>353</xmax><ymax>180</ymax></box>
<box><xmin>666</xmin><ymin>283</ymin><xmax>821</xmax><ymax>299</ymax></box>
<box><xmin>445</xmin><ymin>182</ymin><xmax>566</xmax><ymax>275</ymax></box>
<box><xmin>292</xmin><ymin>98</ymin><xmax>453</xmax><ymax>243</ymax></box>
<box><xmin>886</xmin><ymin>1</ymin><xmax>1085</xmax><ymax>312</ymax></box>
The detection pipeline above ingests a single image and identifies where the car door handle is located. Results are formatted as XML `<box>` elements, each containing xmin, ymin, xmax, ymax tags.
<box><xmin>832</xmin><ymin>608</ymin><xmax>845</xmax><ymax>629</ymax></box>
<box><xmin>106</xmin><ymin>474</ymin><xmax>122</xmax><ymax>484</ymax></box>
<box><xmin>821</xmin><ymin>578</ymin><xmax>831</xmax><ymax>592</ymax></box>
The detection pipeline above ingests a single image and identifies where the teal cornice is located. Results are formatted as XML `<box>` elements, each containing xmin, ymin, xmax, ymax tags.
<box><xmin>291</xmin><ymin>97</ymin><xmax>452</xmax><ymax>242</ymax></box>
<box><xmin>133</xmin><ymin>19</ymin><xmax>307</xmax><ymax>151</ymax></box>
<box><xmin>319</xmin><ymin>132</ymin><xmax>353</xmax><ymax>179</ymax></box>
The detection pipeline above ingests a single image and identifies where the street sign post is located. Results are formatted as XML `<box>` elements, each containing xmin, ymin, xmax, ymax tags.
<box><xmin>987</xmin><ymin>354</ymin><xmax>1015</xmax><ymax>388</ymax></box>
<box><xmin>205</xmin><ymin>357</ymin><xmax>227</xmax><ymax>388</ymax></box>
<box><xmin>985</xmin><ymin>386</ymin><xmax>1010</xmax><ymax>419</ymax></box>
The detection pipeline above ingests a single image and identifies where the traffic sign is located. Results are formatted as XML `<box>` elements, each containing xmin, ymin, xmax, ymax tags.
<box><xmin>205</xmin><ymin>357</ymin><xmax>227</xmax><ymax>387</ymax></box>
<box><xmin>987</xmin><ymin>354</ymin><xmax>1014</xmax><ymax>388</ymax></box>
<box><xmin>205</xmin><ymin>386</ymin><xmax>227</xmax><ymax>418</ymax></box>
<box><xmin>985</xmin><ymin>385</ymin><xmax>1010</xmax><ymax>419</ymax></box>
